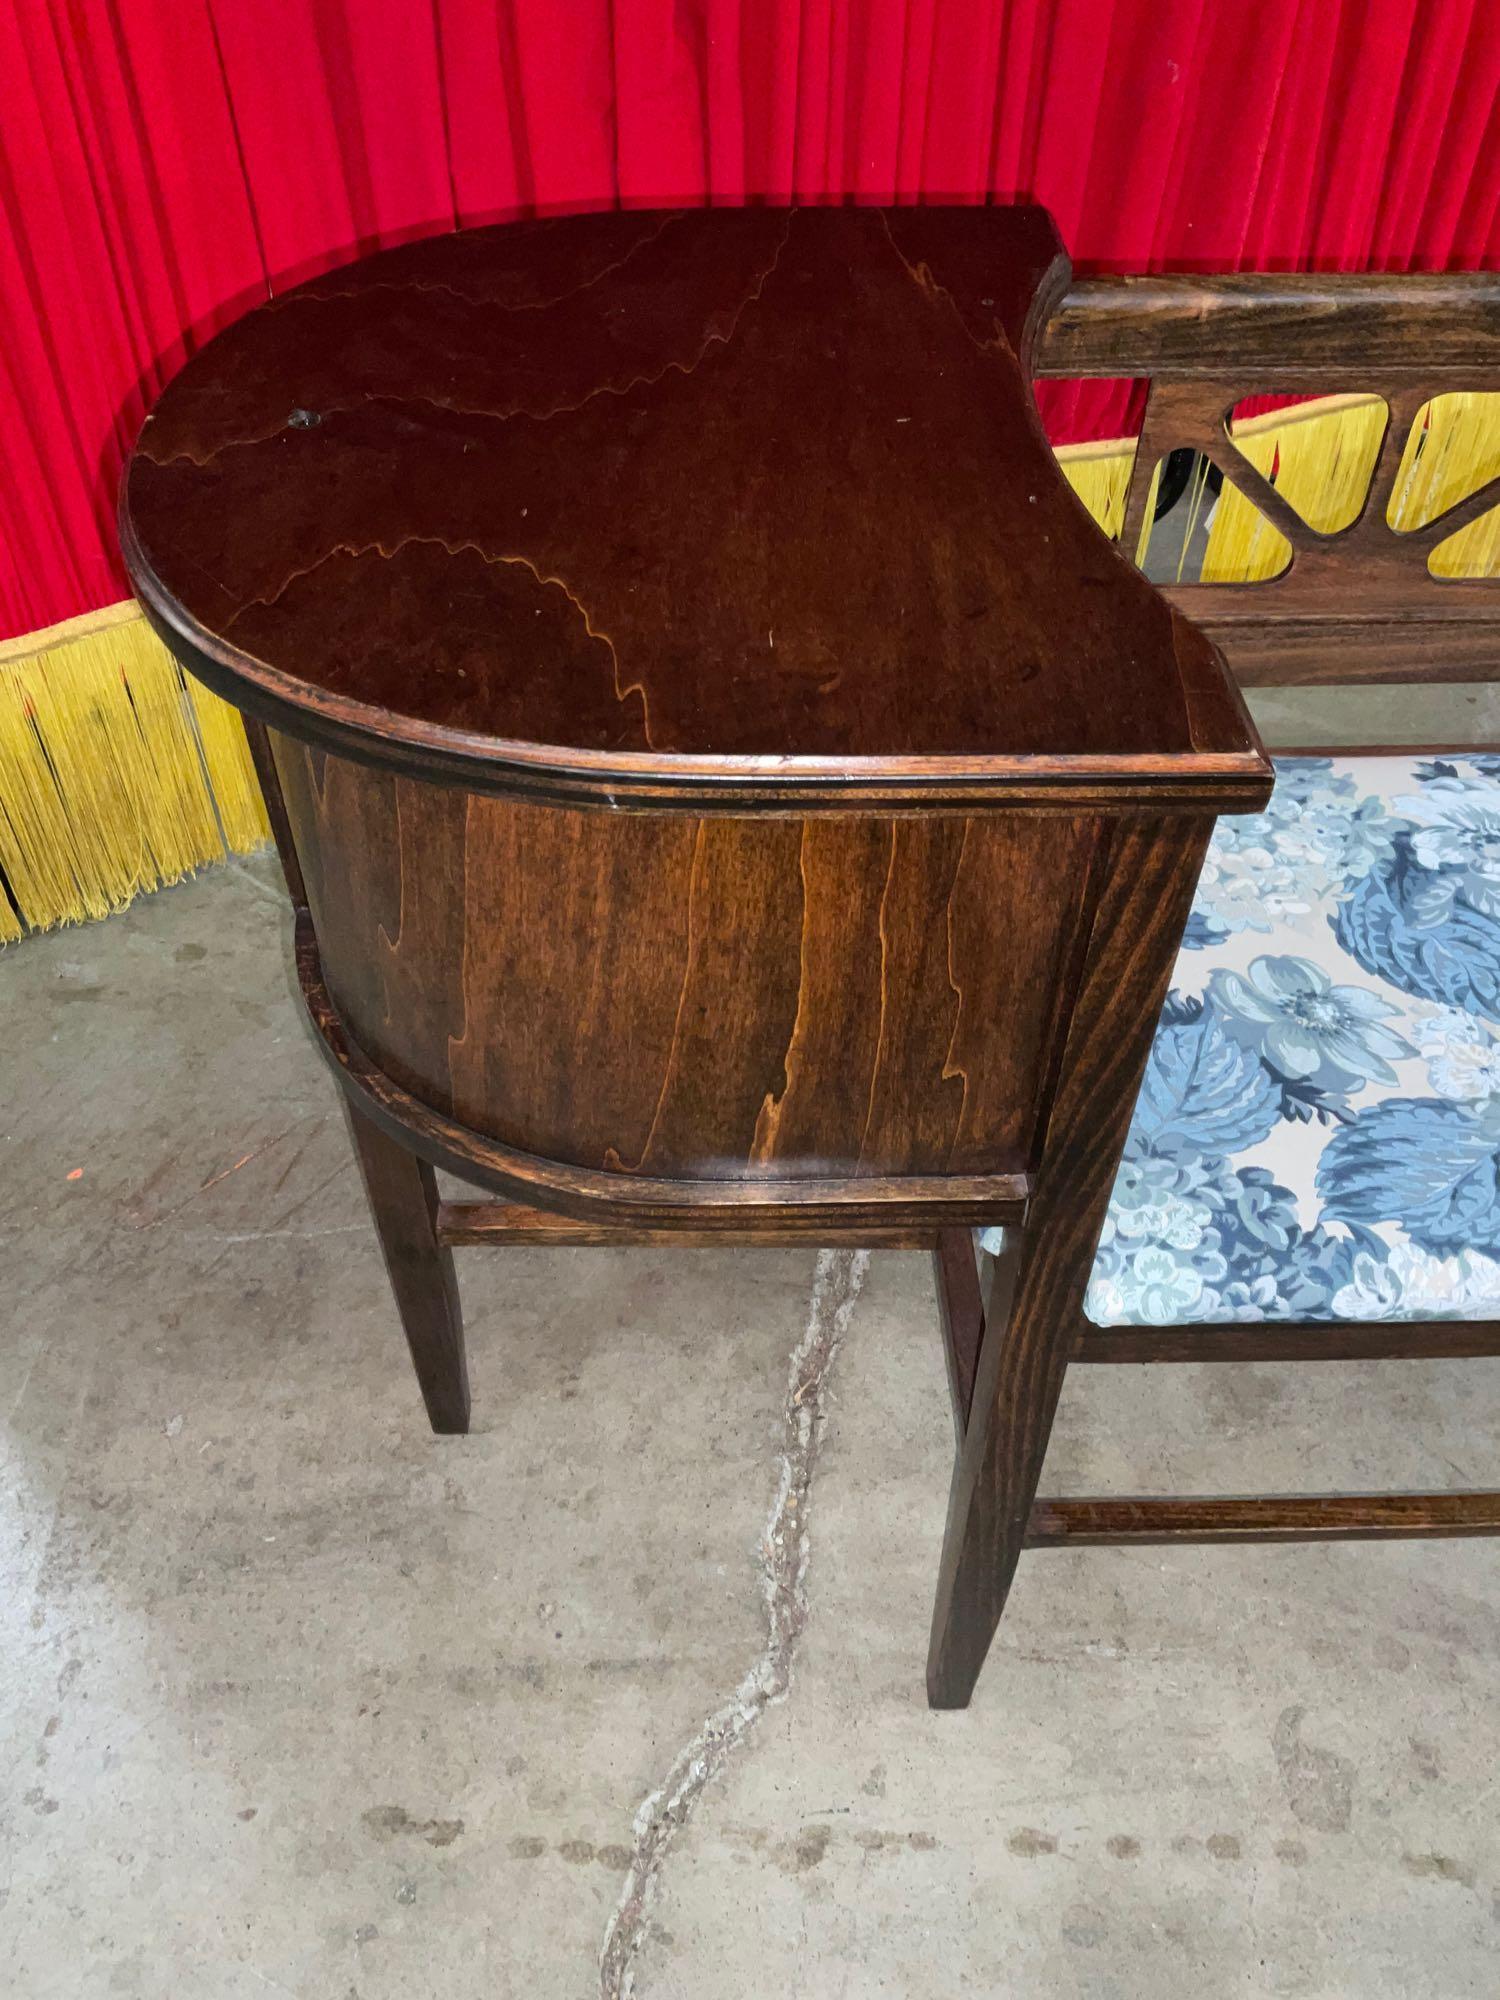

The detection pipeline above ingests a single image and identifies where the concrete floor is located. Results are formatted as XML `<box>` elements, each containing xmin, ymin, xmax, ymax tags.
<box><xmin>4</xmin><ymin>689</ymin><xmax>1500</xmax><ymax>1995</ymax></box>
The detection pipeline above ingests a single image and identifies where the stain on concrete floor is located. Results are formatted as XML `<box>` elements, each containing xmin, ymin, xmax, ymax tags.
<box><xmin>2</xmin><ymin>843</ymin><xmax>1498</xmax><ymax>1997</ymax></box>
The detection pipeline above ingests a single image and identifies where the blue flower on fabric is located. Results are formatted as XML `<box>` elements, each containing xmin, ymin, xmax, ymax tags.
<box><xmin>1102</xmin><ymin>1156</ymin><xmax>1215</xmax><ymax>1250</ymax></box>
<box><xmin>1393</xmin><ymin>782</ymin><xmax>1500</xmax><ymax>919</ymax></box>
<box><xmin>1183</xmin><ymin>759</ymin><xmax>1394</xmax><ymax>950</ymax></box>
<box><xmin>1414</xmin><ymin>1006</ymin><xmax>1500</xmax><ymax>1104</ymax></box>
<box><xmin>1335</xmin><ymin>827</ymin><xmax>1500</xmax><ymax>1019</ymax></box>
<box><xmin>1214</xmin><ymin>1162</ymin><xmax>1300</xmax><ymax>1257</ymax></box>
<box><xmin>1330</xmin><ymin>1247</ymin><xmax>1404</xmax><ymax>1320</ymax></box>
<box><xmin>1209</xmin><ymin>954</ymin><xmax>1414</xmax><ymax>1095</ymax></box>
<box><xmin>1110</xmin><ymin>1246</ymin><xmax>1208</xmax><ymax>1324</ymax></box>
<box><xmin>1089</xmin><ymin>1157</ymin><xmax>1362</xmax><ymax>1325</ymax></box>
<box><xmin>1206</xmin><ymin>1165</ymin><xmax>1359</xmax><ymax>1318</ymax></box>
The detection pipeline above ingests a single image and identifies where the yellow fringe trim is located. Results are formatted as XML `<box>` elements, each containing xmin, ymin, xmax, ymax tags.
<box><xmin>1055</xmin><ymin>434</ymin><xmax>1136</xmax><ymax>542</ymax></box>
<box><xmin>185</xmin><ymin>672</ymin><xmax>272</xmax><ymax>854</ymax></box>
<box><xmin>0</xmin><ymin>604</ymin><xmax>269</xmax><ymax>939</ymax></box>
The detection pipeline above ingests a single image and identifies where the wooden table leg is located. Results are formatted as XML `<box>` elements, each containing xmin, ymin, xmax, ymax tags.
<box><xmin>344</xmin><ymin>1099</ymin><xmax>470</xmax><ymax>1434</ymax></box>
<box><xmin>926</xmin><ymin>821</ymin><xmax>1211</xmax><ymax>1707</ymax></box>
<box><xmin>926</xmin><ymin>1293</ymin><xmax>1056</xmax><ymax>1709</ymax></box>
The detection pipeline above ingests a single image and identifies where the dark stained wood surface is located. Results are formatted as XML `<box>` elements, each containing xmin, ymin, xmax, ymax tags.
<box><xmin>933</xmin><ymin>1229</ymin><xmax>986</xmax><ymax>1446</ymax></box>
<box><xmin>122</xmin><ymin>205</ymin><xmax>1265</xmax><ymax>811</ymax></box>
<box><xmin>435</xmin><ymin>1200</ymin><xmax>939</xmax><ymax>1249</ymax></box>
<box><xmin>120</xmin><ymin>209</ymin><xmax>1312</xmax><ymax>1702</ymax></box>
<box><xmin>240</xmin><ymin>714</ymin><xmax>307</xmax><ymax>907</ymax></box>
<box><xmin>1026</xmin><ymin>1492</ymin><xmax>1500</xmax><ymax>1546</ymax></box>
<box><xmin>1040</xmin><ymin>271</ymin><xmax>1500</xmax><ymax>380</ymax></box>
<box><xmin>926</xmin><ymin>816</ymin><xmax>1215</xmax><ymax>1707</ymax></box>
<box><xmin>344</xmin><ymin>1097</ymin><xmax>470</xmax><ymax>1434</ymax></box>
<box><xmin>1130</xmin><ymin>376</ymin><xmax>1500</xmax><ymax>683</ymax></box>
<box><xmin>1181</xmin><ymin>621</ymin><xmax>1500</xmax><ymax>691</ymax></box>
<box><xmin>301</xmin><ymin>905</ymin><xmax>1031</xmax><ymax>1229</ymax></box>
<box><xmin>275</xmin><ymin>732</ymin><xmax>1104</xmax><ymax>1180</ymax></box>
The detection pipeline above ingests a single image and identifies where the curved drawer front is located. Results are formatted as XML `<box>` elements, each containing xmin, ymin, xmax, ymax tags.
<box><xmin>274</xmin><ymin>733</ymin><xmax>1100</xmax><ymax>1183</ymax></box>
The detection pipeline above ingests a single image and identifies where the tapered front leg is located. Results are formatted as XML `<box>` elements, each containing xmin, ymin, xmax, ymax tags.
<box><xmin>926</xmin><ymin>1230</ymin><xmax>1075</xmax><ymax>1707</ymax></box>
<box><xmin>927</xmin><ymin>821</ymin><xmax>1212</xmax><ymax>1707</ymax></box>
<box><xmin>344</xmin><ymin>1098</ymin><xmax>470</xmax><ymax>1434</ymax></box>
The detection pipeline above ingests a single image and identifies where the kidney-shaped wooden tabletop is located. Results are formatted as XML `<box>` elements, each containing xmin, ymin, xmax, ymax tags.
<box><xmin>121</xmin><ymin>204</ymin><xmax>1269</xmax><ymax>813</ymax></box>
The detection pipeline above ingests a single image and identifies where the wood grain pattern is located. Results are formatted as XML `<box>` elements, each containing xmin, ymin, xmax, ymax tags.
<box><xmin>345</xmin><ymin>1097</ymin><xmax>469</xmax><ymax>1434</ymax></box>
<box><xmin>933</xmin><ymin>1229</ymin><xmax>985</xmax><ymax>1446</ymax></box>
<box><xmin>241</xmin><ymin>715</ymin><xmax>307</xmax><ymax>908</ymax></box>
<box><xmin>301</xmin><ymin>906</ymin><xmax>1032</xmax><ymax>1229</ymax></box>
<box><xmin>1040</xmin><ymin>271</ymin><xmax>1500</xmax><ymax>379</ymax></box>
<box><xmin>1128</xmin><ymin>377</ymin><xmax>1500</xmax><ymax>682</ymax></box>
<box><xmin>120</xmin><ymin>208</ymin><xmax>1283</xmax><ymax>1701</ymax></box>
<box><xmin>275</xmin><ymin>735</ymin><xmax>1108</xmax><ymax>1184</ymax></box>
<box><xmin>1026</xmin><ymin>1492</ymin><xmax>1500</xmax><ymax>1546</ymax></box>
<box><xmin>436</xmin><ymin>1200</ymin><xmax>939</xmax><ymax>1249</ymax></box>
<box><xmin>1175</xmin><ymin>620</ymin><xmax>1500</xmax><ymax>691</ymax></box>
<box><xmin>121</xmin><ymin>206</ymin><xmax>1264</xmax><ymax>812</ymax></box>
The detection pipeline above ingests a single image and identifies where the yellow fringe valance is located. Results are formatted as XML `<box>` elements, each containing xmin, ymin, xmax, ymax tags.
<box><xmin>1</xmin><ymin>390</ymin><xmax>1498</xmax><ymax>940</ymax></box>
<box><xmin>0</xmin><ymin>604</ymin><xmax>269</xmax><ymax>941</ymax></box>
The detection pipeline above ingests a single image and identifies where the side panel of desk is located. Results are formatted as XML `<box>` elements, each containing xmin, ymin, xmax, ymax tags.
<box><xmin>270</xmin><ymin>734</ymin><xmax>1108</xmax><ymax>1187</ymax></box>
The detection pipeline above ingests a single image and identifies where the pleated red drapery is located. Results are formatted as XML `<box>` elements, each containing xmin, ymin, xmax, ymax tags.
<box><xmin>2</xmin><ymin>0</ymin><xmax>1498</xmax><ymax>639</ymax></box>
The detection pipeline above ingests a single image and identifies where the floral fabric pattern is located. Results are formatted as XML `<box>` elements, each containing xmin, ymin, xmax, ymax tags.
<box><xmin>1087</xmin><ymin>755</ymin><xmax>1500</xmax><ymax>1326</ymax></box>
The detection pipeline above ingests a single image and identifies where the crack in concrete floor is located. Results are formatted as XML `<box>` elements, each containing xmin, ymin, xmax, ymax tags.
<box><xmin>597</xmin><ymin>1249</ymin><xmax>869</xmax><ymax>1999</ymax></box>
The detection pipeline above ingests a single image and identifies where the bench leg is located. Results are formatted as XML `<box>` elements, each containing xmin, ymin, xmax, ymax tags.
<box><xmin>926</xmin><ymin>1259</ymin><xmax>1071</xmax><ymax>1708</ymax></box>
<box><xmin>344</xmin><ymin>1099</ymin><xmax>470</xmax><ymax>1434</ymax></box>
<box><xmin>927</xmin><ymin>820</ymin><xmax>1213</xmax><ymax>1707</ymax></box>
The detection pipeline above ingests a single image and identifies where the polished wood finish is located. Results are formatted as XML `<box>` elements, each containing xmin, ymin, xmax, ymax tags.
<box><xmin>927</xmin><ymin>818</ymin><xmax>1214</xmax><ymax>1708</ymax></box>
<box><xmin>1042</xmin><ymin>271</ymin><xmax>1500</xmax><ymax>378</ymax></box>
<box><xmin>1036</xmin><ymin>271</ymin><xmax>1500</xmax><ymax>688</ymax></box>
<box><xmin>1027</xmin><ymin>1491</ymin><xmax>1500</xmax><ymax>1546</ymax></box>
<box><xmin>301</xmin><ymin>905</ymin><xmax>1033</xmax><ymax>1231</ymax></box>
<box><xmin>1132</xmin><ymin>377</ymin><xmax>1500</xmax><ymax>688</ymax></box>
<box><xmin>1276</xmin><ymin>739</ymin><xmax>1500</xmax><ymax>759</ymax></box>
<box><xmin>1075</xmin><ymin>1316</ymin><xmax>1500</xmax><ymax>1364</ymax></box>
<box><xmin>241</xmin><ymin>714</ymin><xmax>306</xmax><ymax>907</ymax></box>
<box><xmin>122</xmin><ymin>205</ymin><xmax>1278</xmax><ymax>1708</ymax></box>
<box><xmin>277</xmin><ymin>742</ymin><xmax>1106</xmax><ymax>1185</ymax></box>
<box><xmin>1178</xmin><ymin>623</ymin><xmax>1500</xmax><ymax>691</ymax></box>
<box><xmin>123</xmin><ymin>207</ymin><xmax>1263</xmax><ymax>813</ymax></box>
<box><xmin>436</xmin><ymin>1200</ymin><xmax>939</xmax><ymax>1249</ymax></box>
<box><xmin>344</xmin><ymin>1097</ymin><xmax>469</xmax><ymax>1435</ymax></box>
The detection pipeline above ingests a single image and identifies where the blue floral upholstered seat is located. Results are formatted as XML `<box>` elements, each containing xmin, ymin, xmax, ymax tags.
<box><xmin>1085</xmin><ymin>754</ymin><xmax>1500</xmax><ymax>1329</ymax></box>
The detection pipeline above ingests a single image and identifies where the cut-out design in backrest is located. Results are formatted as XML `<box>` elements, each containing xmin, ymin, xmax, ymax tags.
<box><xmin>1383</xmin><ymin>392</ymin><xmax>1500</xmax><ymax>579</ymax></box>
<box><xmin>1032</xmin><ymin>272</ymin><xmax>1500</xmax><ymax>683</ymax></box>
<box><xmin>1135</xmin><ymin>450</ymin><xmax>1292</xmax><ymax>585</ymax></box>
<box><xmin>1227</xmin><ymin>393</ymin><xmax>1387</xmax><ymax>537</ymax></box>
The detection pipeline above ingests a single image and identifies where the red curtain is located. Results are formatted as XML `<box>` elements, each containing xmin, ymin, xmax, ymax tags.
<box><xmin>2</xmin><ymin>0</ymin><xmax>1498</xmax><ymax>639</ymax></box>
